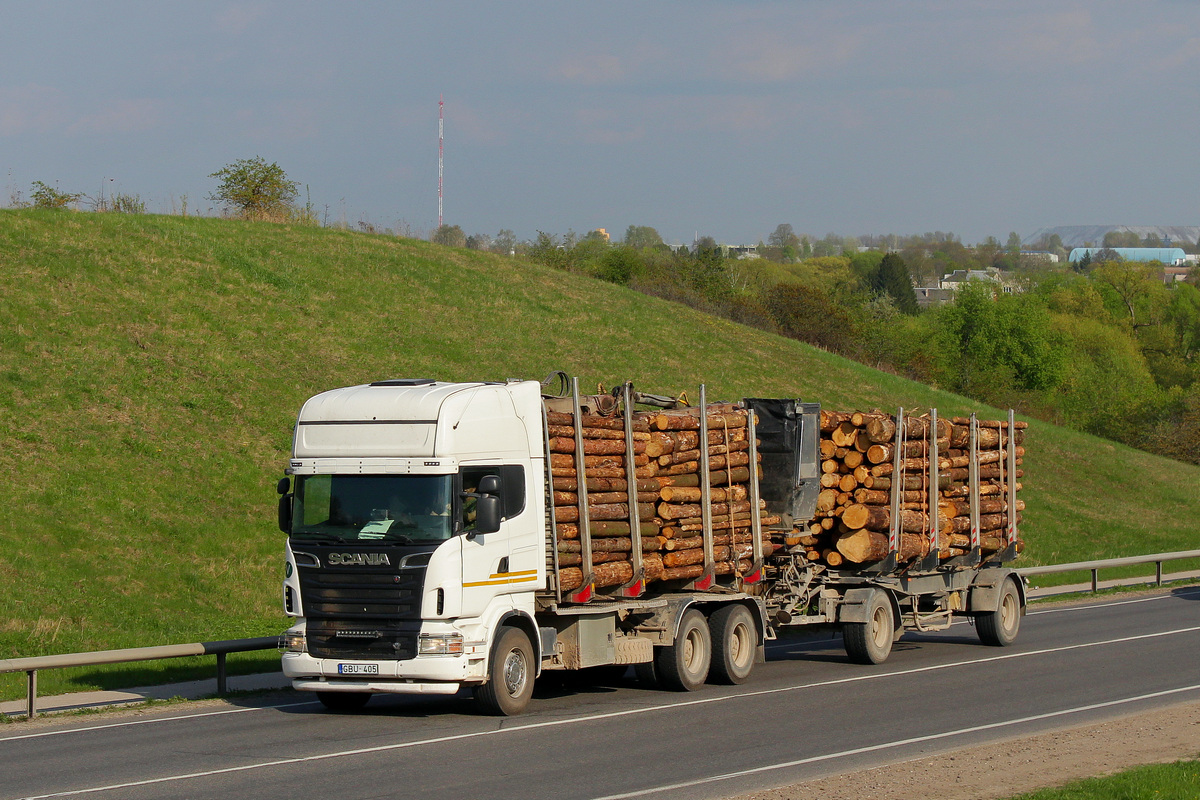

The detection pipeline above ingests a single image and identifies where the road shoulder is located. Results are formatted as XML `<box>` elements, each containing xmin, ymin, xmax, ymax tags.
<box><xmin>731</xmin><ymin>699</ymin><xmax>1200</xmax><ymax>800</ymax></box>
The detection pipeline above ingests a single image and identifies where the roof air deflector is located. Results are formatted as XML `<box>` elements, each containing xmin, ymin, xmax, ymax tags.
<box><xmin>369</xmin><ymin>378</ymin><xmax>436</xmax><ymax>387</ymax></box>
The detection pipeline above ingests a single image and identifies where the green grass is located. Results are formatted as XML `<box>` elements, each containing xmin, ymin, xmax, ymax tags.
<box><xmin>4</xmin><ymin>208</ymin><xmax>1200</xmax><ymax>699</ymax></box>
<box><xmin>1009</xmin><ymin>759</ymin><xmax>1200</xmax><ymax>799</ymax></box>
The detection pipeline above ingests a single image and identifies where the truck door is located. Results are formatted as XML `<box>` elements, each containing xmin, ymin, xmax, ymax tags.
<box><xmin>458</xmin><ymin>465</ymin><xmax>530</xmax><ymax>618</ymax></box>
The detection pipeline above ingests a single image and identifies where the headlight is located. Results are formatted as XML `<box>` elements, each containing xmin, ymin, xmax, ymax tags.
<box><xmin>279</xmin><ymin>631</ymin><xmax>306</xmax><ymax>653</ymax></box>
<box><xmin>418</xmin><ymin>632</ymin><xmax>464</xmax><ymax>656</ymax></box>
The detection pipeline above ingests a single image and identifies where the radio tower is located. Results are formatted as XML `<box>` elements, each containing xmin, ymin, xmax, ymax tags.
<box><xmin>437</xmin><ymin>95</ymin><xmax>444</xmax><ymax>229</ymax></box>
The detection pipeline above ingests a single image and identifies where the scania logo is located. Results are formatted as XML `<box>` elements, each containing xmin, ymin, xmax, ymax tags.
<box><xmin>328</xmin><ymin>553</ymin><xmax>391</xmax><ymax>566</ymax></box>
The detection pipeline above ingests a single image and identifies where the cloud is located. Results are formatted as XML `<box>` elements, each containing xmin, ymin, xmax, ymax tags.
<box><xmin>1156</xmin><ymin>36</ymin><xmax>1200</xmax><ymax>71</ymax></box>
<box><xmin>559</xmin><ymin>52</ymin><xmax>634</xmax><ymax>85</ymax></box>
<box><xmin>66</xmin><ymin>98</ymin><xmax>163</xmax><ymax>135</ymax></box>
<box><xmin>233</xmin><ymin>101</ymin><xmax>320</xmax><ymax>141</ymax></box>
<box><xmin>718</xmin><ymin>30</ymin><xmax>863</xmax><ymax>82</ymax></box>
<box><xmin>0</xmin><ymin>85</ymin><xmax>68</xmax><ymax>136</ymax></box>
<box><xmin>573</xmin><ymin>107</ymin><xmax>645</xmax><ymax>145</ymax></box>
<box><xmin>977</xmin><ymin>8</ymin><xmax>1102</xmax><ymax>71</ymax></box>
<box><xmin>214</xmin><ymin>3</ymin><xmax>270</xmax><ymax>36</ymax></box>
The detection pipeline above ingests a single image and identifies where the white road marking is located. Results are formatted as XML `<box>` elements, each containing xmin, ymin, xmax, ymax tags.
<box><xmin>12</xmin><ymin>624</ymin><xmax>1200</xmax><ymax>799</ymax></box>
<box><xmin>11</xmin><ymin>587</ymin><xmax>1200</xmax><ymax>743</ymax></box>
<box><xmin>590</xmin><ymin>683</ymin><xmax>1200</xmax><ymax>800</ymax></box>
<box><xmin>0</xmin><ymin>701</ymin><xmax>319</xmax><ymax>742</ymax></box>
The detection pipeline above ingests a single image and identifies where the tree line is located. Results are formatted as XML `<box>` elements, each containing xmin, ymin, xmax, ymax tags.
<box><xmin>15</xmin><ymin>157</ymin><xmax>1200</xmax><ymax>463</ymax></box>
<box><xmin>507</xmin><ymin>223</ymin><xmax>1200</xmax><ymax>466</ymax></box>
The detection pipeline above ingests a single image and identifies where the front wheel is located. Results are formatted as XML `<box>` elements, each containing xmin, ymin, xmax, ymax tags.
<box><xmin>474</xmin><ymin>626</ymin><xmax>535</xmax><ymax>716</ymax></box>
<box><xmin>977</xmin><ymin>577</ymin><xmax>1022</xmax><ymax>646</ymax></box>
<box><xmin>655</xmin><ymin>609</ymin><xmax>711</xmax><ymax>691</ymax></box>
<box><xmin>843</xmin><ymin>590</ymin><xmax>895</xmax><ymax>665</ymax></box>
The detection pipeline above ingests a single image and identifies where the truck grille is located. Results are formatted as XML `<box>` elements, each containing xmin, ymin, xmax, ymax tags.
<box><xmin>294</xmin><ymin>544</ymin><xmax>433</xmax><ymax>660</ymax></box>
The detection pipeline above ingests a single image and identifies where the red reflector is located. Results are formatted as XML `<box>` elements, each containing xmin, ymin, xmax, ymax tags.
<box><xmin>743</xmin><ymin>569</ymin><xmax>762</xmax><ymax>584</ymax></box>
<box><xmin>566</xmin><ymin>584</ymin><xmax>594</xmax><ymax>603</ymax></box>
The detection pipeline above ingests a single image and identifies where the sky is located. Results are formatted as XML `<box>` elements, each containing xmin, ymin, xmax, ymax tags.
<box><xmin>2</xmin><ymin>1</ymin><xmax>1198</xmax><ymax>246</ymax></box>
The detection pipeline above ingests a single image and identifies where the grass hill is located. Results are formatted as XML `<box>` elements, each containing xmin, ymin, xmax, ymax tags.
<box><xmin>3</xmin><ymin>209</ymin><xmax>1198</xmax><ymax>698</ymax></box>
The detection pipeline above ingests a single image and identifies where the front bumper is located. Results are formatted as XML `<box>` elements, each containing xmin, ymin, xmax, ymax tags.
<box><xmin>281</xmin><ymin>648</ymin><xmax>488</xmax><ymax>688</ymax></box>
<box><xmin>292</xmin><ymin>678</ymin><xmax>463</xmax><ymax>695</ymax></box>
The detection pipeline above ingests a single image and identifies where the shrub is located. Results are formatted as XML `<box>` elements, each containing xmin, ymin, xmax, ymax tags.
<box><xmin>30</xmin><ymin>181</ymin><xmax>82</xmax><ymax>210</ymax></box>
<box><xmin>208</xmin><ymin>156</ymin><xmax>299</xmax><ymax>221</ymax></box>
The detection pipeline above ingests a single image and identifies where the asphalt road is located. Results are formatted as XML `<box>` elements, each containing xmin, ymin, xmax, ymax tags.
<box><xmin>5</xmin><ymin>587</ymin><xmax>1200</xmax><ymax>800</ymax></box>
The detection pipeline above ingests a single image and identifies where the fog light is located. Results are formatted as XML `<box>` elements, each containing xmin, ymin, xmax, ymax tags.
<box><xmin>418</xmin><ymin>632</ymin><xmax>464</xmax><ymax>655</ymax></box>
<box><xmin>278</xmin><ymin>631</ymin><xmax>306</xmax><ymax>653</ymax></box>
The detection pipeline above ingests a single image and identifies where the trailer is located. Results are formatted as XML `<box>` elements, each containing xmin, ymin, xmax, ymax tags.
<box><xmin>277</xmin><ymin>375</ymin><xmax>1024</xmax><ymax>714</ymax></box>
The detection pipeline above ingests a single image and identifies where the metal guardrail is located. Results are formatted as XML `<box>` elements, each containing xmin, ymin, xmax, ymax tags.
<box><xmin>0</xmin><ymin>636</ymin><xmax>278</xmax><ymax>720</ymax></box>
<box><xmin>4</xmin><ymin>549</ymin><xmax>1200</xmax><ymax>721</ymax></box>
<box><xmin>1017</xmin><ymin>549</ymin><xmax>1200</xmax><ymax>593</ymax></box>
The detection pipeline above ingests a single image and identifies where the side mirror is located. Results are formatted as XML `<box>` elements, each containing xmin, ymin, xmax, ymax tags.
<box><xmin>277</xmin><ymin>477</ymin><xmax>290</xmax><ymax>495</ymax></box>
<box><xmin>478</xmin><ymin>474</ymin><xmax>501</xmax><ymax>494</ymax></box>
<box><xmin>278</xmin><ymin>494</ymin><xmax>293</xmax><ymax>534</ymax></box>
<box><xmin>474</xmin><ymin>495</ymin><xmax>502</xmax><ymax>535</ymax></box>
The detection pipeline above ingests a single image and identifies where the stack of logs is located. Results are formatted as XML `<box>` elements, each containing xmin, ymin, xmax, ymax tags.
<box><xmin>550</xmin><ymin>405</ymin><xmax>781</xmax><ymax>593</ymax></box>
<box><xmin>779</xmin><ymin>410</ymin><xmax>1027</xmax><ymax>569</ymax></box>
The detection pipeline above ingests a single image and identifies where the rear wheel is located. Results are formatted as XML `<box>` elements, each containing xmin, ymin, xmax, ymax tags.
<box><xmin>474</xmin><ymin>626</ymin><xmax>535</xmax><ymax>716</ymax></box>
<box><xmin>316</xmin><ymin>691</ymin><xmax>371</xmax><ymax>711</ymax></box>
<box><xmin>843</xmin><ymin>590</ymin><xmax>895</xmax><ymax>665</ymax></box>
<box><xmin>977</xmin><ymin>577</ymin><xmax>1021</xmax><ymax>646</ymax></box>
<box><xmin>655</xmin><ymin>609</ymin><xmax>711</xmax><ymax>691</ymax></box>
<box><xmin>708</xmin><ymin>604</ymin><xmax>757</xmax><ymax>685</ymax></box>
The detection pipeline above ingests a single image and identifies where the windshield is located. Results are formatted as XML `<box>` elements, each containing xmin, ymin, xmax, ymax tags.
<box><xmin>291</xmin><ymin>474</ymin><xmax>454</xmax><ymax>543</ymax></box>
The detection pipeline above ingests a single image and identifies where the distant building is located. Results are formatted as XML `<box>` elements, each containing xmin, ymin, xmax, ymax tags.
<box><xmin>1024</xmin><ymin>226</ymin><xmax>1200</xmax><ymax>249</ymax></box>
<box><xmin>724</xmin><ymin>244</ymin><xmax>760</xmax><ymax>259</ymax></box>
<box><xmin>1019</xmin><ymin>251</ymin><xmax>1059</xmax><ymax>263</ymax></box>
<box><xmin>1068</xmin><ymin>247</ymin><xmax>1187</xmax><ymax>266</ymax></box>
<box><xmin>915</xmin><ymin>287</ymin><xmax>954</xmax><ymax>309</ymax></box>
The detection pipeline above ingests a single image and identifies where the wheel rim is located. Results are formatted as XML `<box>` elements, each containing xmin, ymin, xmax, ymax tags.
<box><xmin>503</xmin><ymin>648</ymin><xmax>528</xmax><ymax>697</ymax></box>
<box><xmin>870</xmin><ymin>604</ymin><xmax>891</xmax><ymax>650</ymax></box>
<box><xmin>730</xmin><ymin>621</ymin><xmax>752</xmax><ymax>668</ymax></box>
<box><xmin>684</xmin><ymin>627</ymin><xmax>703</xmax><ymax>670</ymax></box>
<box><xmin>1000</xmin><ymin>590</ymin><xmax>1018</xmax><ymax>633</ymax></box>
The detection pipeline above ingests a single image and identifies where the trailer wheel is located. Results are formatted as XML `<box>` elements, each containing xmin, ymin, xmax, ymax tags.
<box><xmin>655</xmin><ymin>609</ymin><xmax>711</xmax><ymax>691</ymax></box>
<box><xmin>843</xmin><ymin>590</ymin><xmax>895</xmax><ymax>665</ymax></box>
<box><xmin>977</xmin><ymin>577</ymin><xmax>1021</xmax><ymax>646</ymax></box>
<box><xmin>316</xmin><ymin>691</ymin><xmax>371</xmax><ymax>711</ymax></box>
<box><xmin>708</xmin><ymin>604</ymin><xmax>757</xmax><ymax>685</ymax></box>
<box><xmin>474</xmin><ymin>626</ymin><xmax>535</xmax><ymax>716</ymax></box>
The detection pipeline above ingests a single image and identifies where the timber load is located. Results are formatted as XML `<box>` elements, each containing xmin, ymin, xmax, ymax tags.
<box><xmin>548</xmin><ymin>404</ymin><xmax>781</xmax><ymax>593</ymax></box>
<box><xmin>776</xmin><ymin>409</ymin><xmax>1027</xmax><ymax>569</ymax></box>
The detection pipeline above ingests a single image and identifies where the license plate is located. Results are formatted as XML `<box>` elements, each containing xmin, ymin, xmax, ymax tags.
<box><xmin>337</xmin><ymin>663</ymin><xmax>379</xmax><ymax>675</ymax></box>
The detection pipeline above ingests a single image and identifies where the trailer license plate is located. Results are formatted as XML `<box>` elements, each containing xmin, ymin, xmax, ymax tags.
<box><xmin>337</xmin><ymin>663</ymin><xmax>378</xmax><ymax>675</ymax></box>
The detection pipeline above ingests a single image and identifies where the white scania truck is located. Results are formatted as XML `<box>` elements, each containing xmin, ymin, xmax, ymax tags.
<box><xmin>277</xmin><ymin>376</ymin><xmax>1025</xmax><ymax>715</ymax></box>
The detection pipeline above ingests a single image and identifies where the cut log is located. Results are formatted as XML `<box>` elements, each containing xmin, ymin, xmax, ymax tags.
<box><xmin>547</xmin><ymin>437</ymin><xmax>647</xmax><ymax>456</ymax></box>
<box><xmin>652</xmin><ymin>410</ymin><xmax>749</xmax><ymax>431</ymax></box>
<box><xmin>556</xmin><ymin>520</ymin><xmax>661</xmax><ymax>539</ymax></box>
<box><xmin>835</xmin><ymin>529</ymin><xmax>931</xmax><ymax>563</ymax></box>
<box><xmin>545</xmin><ymin>411</ymin><xmax>651</xmax><ymax>432</ymax></box>
<box><xmin>658</xmin><ymin>485</ymin><xmax>749</xmax><ymax>504</ymax></box>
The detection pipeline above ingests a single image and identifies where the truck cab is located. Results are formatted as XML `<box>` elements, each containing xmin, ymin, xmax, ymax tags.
<box><xmin>278</xmin><ymin>379</ymin><xmax>547</xmax><ymax>711</ymax></box>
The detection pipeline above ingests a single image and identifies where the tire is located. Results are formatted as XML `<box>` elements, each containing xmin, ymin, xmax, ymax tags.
<box><xmin>708</xmin><ymin>604</ymin><xmax>757</xmax><ymax>685</ymax></box>
<box><xmin>316</xmin><ymin>691</ymin><xmax>371</xmax><ymax>711</ymax></box>
<box><xmin>474</xmin><ymin>626</ymin><xmax>535</xmax><ymax>716</ymax></box>
<box><xmin>843</xmin><ymin>590</ymin><xmax>895</xmax><ymax>665</ymax></box>
<box><xmin>977</xmin><ymin>577</ymin><xmax>1021</xmax><ymax>646</ymax></box>
<box><xmin>655</xmin><ymin>608</ymin><xmax>711</xmax><ymax>691</ymax></box>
